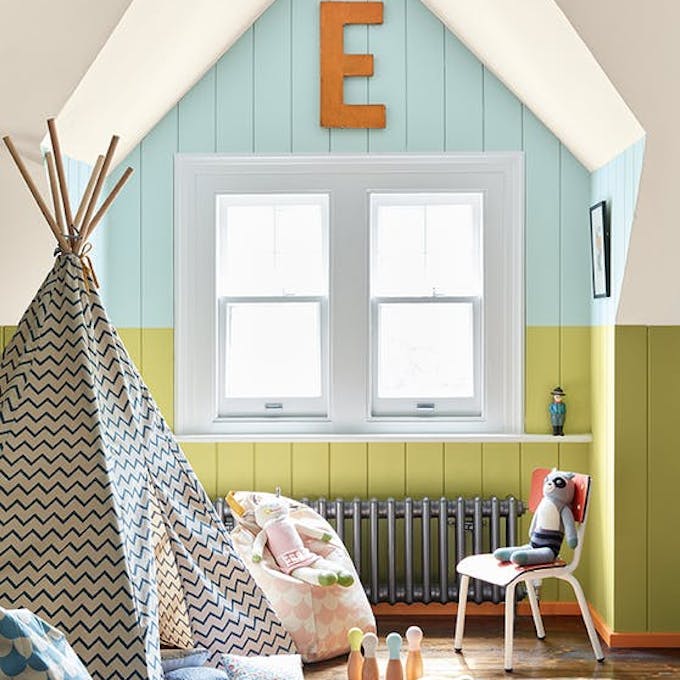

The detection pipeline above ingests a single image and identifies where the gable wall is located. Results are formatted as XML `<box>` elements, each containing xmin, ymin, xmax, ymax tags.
<box><xmin>6</xmin><ymin>0</ymin><xmax>594</xmax><ymax>607</ymax></box>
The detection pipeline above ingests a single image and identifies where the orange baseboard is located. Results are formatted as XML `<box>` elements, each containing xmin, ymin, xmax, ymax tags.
<box><xmin>589</xmin><ymin>605</ymin><xmax>680</xmax><ymax>649</ymax></box>
<box><xmin>373</xmin><ymin>602</ymin><xmax>680</xmax><ymax>648</ymax></box>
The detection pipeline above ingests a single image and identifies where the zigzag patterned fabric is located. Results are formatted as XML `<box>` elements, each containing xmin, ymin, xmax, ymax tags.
<box><xmin>0</xmin><ymin>254</ymin><xmax>295</xmax><ymax>679</ymax></box>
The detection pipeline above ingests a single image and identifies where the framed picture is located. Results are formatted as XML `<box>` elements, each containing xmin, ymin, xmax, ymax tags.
<box><xmin>589</xmin><ymin>201</ymin><xmax>610</xmax><ymax>298</ymax></box>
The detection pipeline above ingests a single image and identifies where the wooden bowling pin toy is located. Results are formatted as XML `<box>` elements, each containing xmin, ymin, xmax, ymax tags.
<box><xmin>361</xmin><ymin>632</ymin><xmax>379</xmax><ymax>680</ymax></box>
<box><xmin>347</xmin><ymin>627</ymin><xmax>364</xmax><ymax>680</ymax></box>
<box><xmin>385</xmin><ymin>632</ymin><xmax>404</xmax><ymax>680</ymax></box>
<box><xmin>405</xmin><ymin>626</ymin><xmax>424</xmax><ymax>680</ymax></box>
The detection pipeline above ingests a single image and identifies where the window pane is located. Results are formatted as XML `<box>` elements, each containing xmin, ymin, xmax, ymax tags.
<box><xmin>377</xmin><ymin>302</ymin><xmax>474</xmax><ymax>398</ymax></box>
<box><xmin>218</xmin><ymin>196</ymin><xmax>327</xmax><ymax>296</ymax></box>
<box><xmin>225</xmin><ymin>302</ymin><xmax>322</xmax><ymax>398</ymax></box>
<box><xmin>372</xmin><ymin>194</ymin><xmax>481</xmax><ymax>297</ymax></box>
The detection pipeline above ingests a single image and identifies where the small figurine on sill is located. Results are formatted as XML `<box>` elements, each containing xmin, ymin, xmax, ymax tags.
<box><xmin>549</xmin><ymin>386</ymin><xmax>566</xmax><ymax>436</ymax></box>
<box><xmin>251</xmin><ymin>497</ymin><xmax>355</xmax><ymax>587</ymax></box>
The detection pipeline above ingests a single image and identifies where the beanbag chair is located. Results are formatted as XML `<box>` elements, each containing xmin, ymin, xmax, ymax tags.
<box><xmin>228</xmin><ymin>492</ymin><xmax>375</xmax><ymax>662</ymax></box>
<box><xmin>0</xmin><ymin>607</ymin><xmax>92</xmax><ymax>679</ymax></box>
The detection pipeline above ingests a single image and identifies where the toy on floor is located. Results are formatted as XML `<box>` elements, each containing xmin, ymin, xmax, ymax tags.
<box><xmin>405</xmin><ymin>626</ymin><xmax>424</xmax><ymax>680</ymax></box>
<box><xmin>385</xmin><ymin>632</ymin><xmax>404</xmax><ymax>680</ymax></box>
<box><xmin>347</xmin><ymin>627</ymin><xmax>364</xmax><ymax>680</ymax></box>
<box><xmin>361</xmin><ymin>632</ymin><xmax>380</xmax><ymax>680</ymax></box>
<box><xmin>493</xmin><ymin>468</ymin><xmax>578</xmax><ymax>566</ymax></box>
<box><xmin>252</xmin><ymin>497</ymin><xmax>354</xmax><ymax>587</ymax></box>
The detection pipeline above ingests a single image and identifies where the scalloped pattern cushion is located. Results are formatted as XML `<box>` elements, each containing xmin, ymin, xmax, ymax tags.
<box><xmin>0</xmin><ymin>608</ymin><xmax>92</xmax><ymax>679</ymax></box>
<box><xmin>221</xmin><ymin>653</ymin><xmax>303</xmax><ymax>680</ymax></box>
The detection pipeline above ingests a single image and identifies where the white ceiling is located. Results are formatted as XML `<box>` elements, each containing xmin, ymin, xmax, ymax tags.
<box><xmin>55</xmin><ymin>0</ymin><xmax>275</xmax><ymax>165</ymax></box>
<box><xmin>0</xmin><ymin>0</ymin><xmax>133</xmax><ymax>325</ymax></box>
<box><xmin>0</xmin><ymin>0</ymin><xmax>133</xmax><ymax>160</ymax></box>
<box><xmin>422</xmin><ymin>0</ymin><xmax>644</xmax><ymax>171</ymax></box>
<box><xmin>558</xmin><ymin>0</ymin><xmax>680</xmax><ymax>324</ymax></box>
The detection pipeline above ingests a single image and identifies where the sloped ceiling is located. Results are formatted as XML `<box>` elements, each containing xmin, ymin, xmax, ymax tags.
<box><xmin>48</xmin><ymin>0</ymin><xmax>643</xmax><ymax>171</ymax></box>
<box><xmin>558</xmin><ymin>0</ymin><xmax>679</xmax><ymax>324</ymax></box>
<box><xmin>0</xmin><ymin>0</ymin><xmax>133</xmax><ymax>325</ymax></box>
<box><xmin>55</xmin><ymin>0</ymin><xmax>275</xmax><ymax>164</ymax></box>
<box><xmin>421</xmin><ymin>0</ymin><xmax>644</xmax><ymax>171</ymax></box>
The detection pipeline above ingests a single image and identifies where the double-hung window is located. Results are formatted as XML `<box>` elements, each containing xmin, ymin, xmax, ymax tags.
<box><xmin>176</xmin><ymin>154</ymin><xmax>523</xmax><ymax>437</ymax></box>
<box><xmin>216</xmin><ymin>194</ymin><xmax>329</xmax><ymax>418</ymax></box>
<box><xmin>370</xmin><ymin>193</ymin><xmax>483</xmax><ymax>418</ymax></box>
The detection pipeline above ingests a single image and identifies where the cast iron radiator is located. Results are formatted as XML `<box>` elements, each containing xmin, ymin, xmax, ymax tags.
<box><xmin>214</xmin><ymin>496</ymin><xmax>525</xmax><ymax>605</ymax></box>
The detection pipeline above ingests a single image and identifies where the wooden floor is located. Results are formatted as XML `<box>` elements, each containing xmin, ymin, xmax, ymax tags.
<box><xmin>304</xmin><ymin>617</ymin><xmax>680</xmax><ymax>679</ymax></box>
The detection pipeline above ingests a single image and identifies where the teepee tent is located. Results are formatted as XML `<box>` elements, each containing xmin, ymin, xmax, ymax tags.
<box><xmin>0</xmin><ymin>122</ymin><xmax>295</xmax><ymax>679</ymax></box>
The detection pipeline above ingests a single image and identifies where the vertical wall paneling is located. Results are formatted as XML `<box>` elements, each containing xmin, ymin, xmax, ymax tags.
<box><xmin>560</xmin><ymin>327</ymin><xmax>591</xmax><ymax>434</ymax></box>
<box><xmin>117</xmin><ymin>328</ymin><xmax>142</xmax><ymax>371</ymax></box>
<box><xmin>482</xmin><ymin>443</ymin><xmax>520</xmax><ymax>498</ymax></box>
<box><xmin>182</xmin><ymin>442</ymin><xmax>218</xmax><ymax>498</ymax></box>
<box><xmin>140</xmin><ymin>107</ymin><xmax>177</xmax><ymax>327</ymax></box>
<box><xmin>217</xmin><ymin>443</ymin><xmax>255</xmax><ymax>496</ymax></box>
<box><xmin>443</xmin><ymin>443</ymin><xmax>482</xmax><ymax>497</ymax></box>
<box><xmin>482</xmin><ymin>69</ymin><xmax>522</xmax><ymax>151</ymax></box>
<box><xmin>405</xmin><ymin>443</ymin><xmax>443</xmax><ymax>497</ymax></box>
<box><xmin>292</xmin><ymin>0</ymin><xmax>330</xmax><ymax>152</ymax></box>
<box><xmin>104</xmin><ymin>147</ymin><xmax>142</xmax><ymax>328</ymax></box>
<box><xmin>329</xmin><ymin>443</ymin><xmax>368</xmax><ymax>498</ymax></box>
<box><xmin>613</xmin><ymin>326</ymin><xmax>647</xmax><ymax>631</ymax></box>
<box><xmin>444</xmin><ymin>32</ymin><xmax>483</xmax><ymax>152</ymax></box>
<box><xmin>292</xmin><ymin>442</ymin><xmax>330</xmax><ymax>497</ymax></box>
<box><xmin>524</xmin><ymin>108</ymin><xmax>560</xmax><ymax>326</ymax></box>
<box><xmin>525</xmin><ymin>327</ymin><xmax>560</xmax><ymax>433</ymax></box>
<box><xmin>367</xmin><ymin>442</ymin><xmax>405</xmax><ymax>498</ymax></box>
<box><xmin>141</xmin><ymin>329</ymin><xmax>174</xmax><ymax>428</ymax></box>
<box><xmin>216</xmin><ymin>28</ymin><xmax>254</xmax><ymax>153</ymax></box>
<box><xmin>405</xmin><ymin>0</ymin><xmax>444</xmax><ymax>151</ymax></box>
<box><xmin>254</xmin><ymin>0</ymin><xmax>292</xmax><ymax>153</ymax></box>
<box><xmin>330</xmin><ymin>3</ymin><xmax>369</xmax><ymax>152</ymax></box>
<box><xmin>254</xmin><ymin>442</ymin><xmax>292</xmax><ymax>495</ymax></box>
<box><xmin>367</xmin><ymin>0</ymin><xmax>406</xmax><ymax>152</ymax></box>
<box><xmin>178</xmin><ymin>69</ymin><xmax>216</xmax><ymax>153</ymax></box>
<box><xmin>647</xmin><ymin>327</ymin><xmax>680</xmax><ymax>632</ymax></box>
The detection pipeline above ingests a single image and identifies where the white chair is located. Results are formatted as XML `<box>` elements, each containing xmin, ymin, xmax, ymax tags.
<box><xmin>453</xmin><ymin>468</ymin><xmax>604</xmax><ymax>672</ymax></box>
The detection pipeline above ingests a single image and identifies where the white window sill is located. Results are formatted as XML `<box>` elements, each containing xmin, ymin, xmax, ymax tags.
<box><xmin>176</xmin><ymin>432</ymin><xmax>592</xmax><ymax>444</ymax></box>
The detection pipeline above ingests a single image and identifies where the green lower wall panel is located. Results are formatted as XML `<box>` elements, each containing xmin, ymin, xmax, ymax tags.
<box><xmin>525</xmin><ymin>326</ymin><xmax>591</xmax><ymax>434</ymax></box>
<box><xmin>590</xmin><ymin>325</ymin><xmax>615</xmax><ymax>627</ymax></box>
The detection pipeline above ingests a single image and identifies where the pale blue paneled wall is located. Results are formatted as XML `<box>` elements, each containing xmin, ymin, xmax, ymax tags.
<box><xmin>590</xmin><ymin>137</ymin><xmax>646</xmax><ymax>326</ymax></box>
<box><xmin>99</xmin><ymin>0</ymin><xmax>592</xmax><ymax>329</ymax></box>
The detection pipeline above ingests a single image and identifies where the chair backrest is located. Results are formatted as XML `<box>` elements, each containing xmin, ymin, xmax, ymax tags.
<box><xmin>528</xmin><ymin>468</ymin><xmax>592</xmax><ymax>569</ymax></box>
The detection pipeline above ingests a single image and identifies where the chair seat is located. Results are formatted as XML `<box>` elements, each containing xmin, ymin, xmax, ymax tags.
<box><xmin>456</xmin><ymin>553</ymin><xmax>566</xmax><ymax>586</ymax></box>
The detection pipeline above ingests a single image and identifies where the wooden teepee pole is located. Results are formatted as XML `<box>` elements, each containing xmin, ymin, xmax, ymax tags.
<box><xmin>75</xmin><ymin>135</ymin><xmax>119</xmax><ymax>253</ymax></box>
<box><xmin>80</xmin><ymin>167</ymin><xmax>134</xmax><ymax>247</ymax></box>
<box><xmin>73</xmin><ymin>154</ymin><xmax>104</xmax><ymax>233</ymax></box>
<box><xmin>3</xmin><ymin>136</ymin><xmax>70</xmax><ymax>253</ymax></box>
<box><xmin>44</xmin><ymin>151</ymin><xmax>67</xmax><ymax>239</ymax></box>
<box><xmin>47</xmin><ymin>118</ymin><xmax>74</xmax><ymax>243</ymax></box>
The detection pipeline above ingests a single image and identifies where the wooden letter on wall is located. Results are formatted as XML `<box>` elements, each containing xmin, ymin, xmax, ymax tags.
<box><xmin>320</xmin><ymin>1</ymin><xmax>386</xmax><ymax>129</ymax></box>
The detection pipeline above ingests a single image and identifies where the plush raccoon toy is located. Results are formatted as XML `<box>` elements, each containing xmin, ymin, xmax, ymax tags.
<box><xmin>494</xmin><ymin>469</ymin><xmax>578</xmax><ymax>566</ymax></box>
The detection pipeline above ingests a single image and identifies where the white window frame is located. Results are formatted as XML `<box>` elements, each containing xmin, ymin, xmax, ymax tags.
<box><xmin>369</xmin><ymin>191</ymin><xmax>484</xmax><ymax>418</ymax></box>
<box><xmin>215</xmin><ymin>192</ymin><xmax>330</xmax><ymax>418</ymax></box>
<box><xmin>175</xmin><ymin>153</ymin><xmax>524</xmax><ymax>437</ymax></box>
